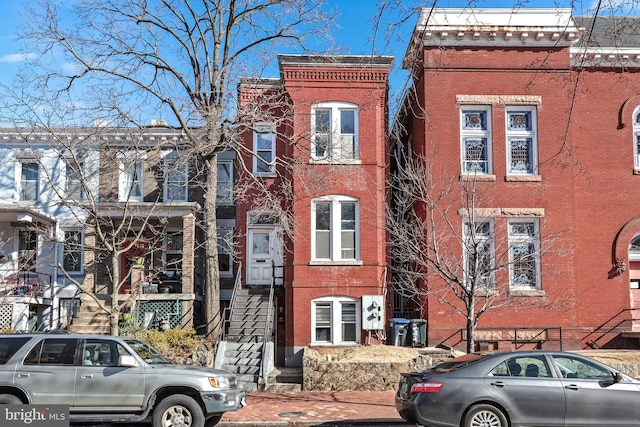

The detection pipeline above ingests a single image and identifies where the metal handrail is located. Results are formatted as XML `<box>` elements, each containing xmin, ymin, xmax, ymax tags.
<box><xmin>219</xmin><ymin>264</ymin><xmax>242</xmax><ymax>343</ymax></box>
<box><xmin>259</xmin><ymin>261</ymin><xmax>277</xmax><ymax>385</ymax></box>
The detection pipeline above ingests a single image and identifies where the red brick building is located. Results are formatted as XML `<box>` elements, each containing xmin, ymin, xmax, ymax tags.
<box><xmin>237</xmin><ymin>55</ymin><xmax>393</xmax><ymax>366</ymax></box>
<box><xmin>394</xmin><ymin>8</ymin><xmax>640</xmax><ymax>351</ymax></box>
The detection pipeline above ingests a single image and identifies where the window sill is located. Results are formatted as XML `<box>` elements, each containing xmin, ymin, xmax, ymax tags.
<box><xmin>254</xmin><ymin>172</ymin><xmax>277</xmax><ymax>178</ymax></box>
<box><xmin>634</xmin><ymin>169</ymin><xmax>640</xmax><ymax>175</ymax></box>
<box><xmin>505</xmin><ymin>175</ymin><xmax>542</xmax><ymax>182</ymax></box>
<box><xmin>509</xmin><ymin>289</ymin><xmax>545</xmax><ymax>297</ymax></box>
<box><xmin>460</xmin><ymin>174</ymin><xmax>496</xmax><ymax>182</ymax></box>
<box><xmin>309</xmin><ymin>159</ymin><xmax>362</xmax><ymax>165</ymax></box>
<box><xmin>309</xmin><ymin>260</ymin><xmax>363</xmax><ymax>266</ymax></box>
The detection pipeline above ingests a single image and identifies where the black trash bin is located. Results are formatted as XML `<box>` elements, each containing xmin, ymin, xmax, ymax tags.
<box><xmin>409</xmin><ymin>319</ymin><xmax>427</xmax><ymax>347</ymax></box>
<box><xmin>389</xmin><ymin>318</ymin><xmax>410</xmax><ymax>346</ymax></box>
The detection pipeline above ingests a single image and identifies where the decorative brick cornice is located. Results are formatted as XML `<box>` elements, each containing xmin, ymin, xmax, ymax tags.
<box><xmin>281</xmin><ymin>69</ymin><xmax>390</xmax><ymax>83</ymax></box>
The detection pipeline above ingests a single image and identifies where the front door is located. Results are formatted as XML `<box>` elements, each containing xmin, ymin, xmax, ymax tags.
<box><xmin>247</xmin><ymin>228</ymin><xmax>282</xmax><ymax>286</ymax></box>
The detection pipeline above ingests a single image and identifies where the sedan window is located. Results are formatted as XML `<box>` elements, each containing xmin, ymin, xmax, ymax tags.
<box><xmin>488</xmin><ymin>356</ymin><xmax>552</xmax><ymax>378</ymax></box>
<box><xmin>550</xmin><ymin>354</ymin><xmax>615</xmax><ymax>380</ymax></box>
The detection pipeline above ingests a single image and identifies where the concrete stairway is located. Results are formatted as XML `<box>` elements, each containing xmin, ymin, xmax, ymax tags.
<box><xmin>68</xmin><ymin>294</ymin><xmax>111</xmax><ymax>334</ymax></box>
<box><xmin>219</xmin><ymin>288</ymin><xmax>274</xmax><ymax>391</ymax></box>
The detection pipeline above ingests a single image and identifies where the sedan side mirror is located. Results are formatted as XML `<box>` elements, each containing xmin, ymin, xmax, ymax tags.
<box><xmin>613</xmin><ymin>371</ymin><xmax>624</xmax><ymax>383</ymax></box>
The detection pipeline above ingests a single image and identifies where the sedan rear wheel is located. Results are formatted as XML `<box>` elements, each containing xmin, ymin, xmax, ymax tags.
<box><xmin>464</xmin><ymin>404</ymin><xmax>508</xmax><ymax>427</ymax></box>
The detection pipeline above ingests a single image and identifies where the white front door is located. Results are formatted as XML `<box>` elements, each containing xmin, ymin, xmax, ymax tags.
<box><xmin>247</xmin><ymin>228</ymin><xmax>282</xmax><ymax>286</ymax></box>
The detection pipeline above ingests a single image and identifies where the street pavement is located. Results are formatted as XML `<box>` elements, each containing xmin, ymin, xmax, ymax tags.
<box><xmin>218</xmin><ymin>390</ymin><xmax>409</xmax><ymax>426</ymax></box>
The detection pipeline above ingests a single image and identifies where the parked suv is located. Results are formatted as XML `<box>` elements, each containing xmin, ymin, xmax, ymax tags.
<box><xmin>0</xmin><ymin>333</ymin><xmax>246</xmax><ymax>427</ymax></box>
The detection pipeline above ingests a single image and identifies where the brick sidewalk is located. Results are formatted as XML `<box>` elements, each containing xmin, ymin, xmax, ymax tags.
<box><xmin>218</xmin><ymin>390</ymin><xmax>404</xmax><ymax>426</ymax></box>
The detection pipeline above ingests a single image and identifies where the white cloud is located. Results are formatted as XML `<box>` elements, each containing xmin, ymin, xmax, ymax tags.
<box><xmin>0</xmin><ymin>53</ymin><xmax>35</xmax><ymax>63</ymax></box>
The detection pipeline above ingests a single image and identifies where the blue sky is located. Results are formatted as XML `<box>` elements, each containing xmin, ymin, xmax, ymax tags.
<box><xmin>0</xmin><ymin>0</ymin><xmax>623</xmax><ymax>119</ymax></box>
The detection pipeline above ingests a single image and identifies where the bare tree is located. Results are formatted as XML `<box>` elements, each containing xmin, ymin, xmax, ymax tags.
<box><xmin>388</xmin><ymin>150</ymin><xmax>570</xmax><ymax>353</ymax></box>
<box><xmin>9</xmin><ymin>0</ymin><xmax>335</xmax><ymax>337</ymax></box>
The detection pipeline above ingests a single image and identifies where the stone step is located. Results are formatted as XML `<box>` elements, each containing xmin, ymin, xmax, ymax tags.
<box><xmin>264</xmin><ymin>383</ymin><xmax>302</xmax><ymax>393</ymax></box>
<box><xmin>224</xmin><ymin>342</ymin><xmax>264</xmax><ymax>351</ymax></box>
<box><xmin>224</xmin><ymin>356</ymin><xmax>262</xmax><ymax>366</ymax></box>
<box><xmin>69</xmin><ymin>324</ymin><xmax>111</xmax><ymax>334</ymax></box>
<box><xmin>224</xmin><ymin>365</ymin><xmax>261</xmax><ymax>375</ymax></box>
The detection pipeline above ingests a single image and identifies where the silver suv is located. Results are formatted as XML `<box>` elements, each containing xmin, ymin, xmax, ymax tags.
<box><xmin>0</xmin><ymin>333</ymin><xmax>246</xmax><ymax>427</ymax></box>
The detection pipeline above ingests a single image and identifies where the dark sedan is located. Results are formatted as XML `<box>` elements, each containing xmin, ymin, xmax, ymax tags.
<box><xmin>396</xmin><ymin>350</ymin><xmax>640</xmax><ymax>427</ymax></box>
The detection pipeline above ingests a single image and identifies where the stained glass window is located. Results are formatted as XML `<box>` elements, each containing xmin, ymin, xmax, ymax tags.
<box><xmin>508</xmin><ymin>220</ymin><xmax>540</xmax><ymax>290</ymax></box>
<box><xmin>507</xmin><ymin>108</ymin><xmax>537</xmax><ymax>174</ymax></box>
<box><xmin>461</xmin><ymin>107</ymin><xmax>491</xmax><ymax>174</ymax></box>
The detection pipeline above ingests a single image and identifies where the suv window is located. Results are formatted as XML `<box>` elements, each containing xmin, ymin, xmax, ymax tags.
<box><xmin>24</xmin><ymin>338</ymin><xmax>78</xmax><ymax>365</ymax></box>
<box><xmin>83</xmin><ymin>339</ymin><xmax>131</xmax><ymax>366</ymax></box>
<box><xmin>0</xmin><ymin>337</ymin><xmax>31</xmax><ymax>364</ymax></box>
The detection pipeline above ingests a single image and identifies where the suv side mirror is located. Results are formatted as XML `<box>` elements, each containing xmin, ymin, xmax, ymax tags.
<box><xmin>119</xmin><ymin>355</ymin><xmax>138</xmax><ymax>367</ymax></box>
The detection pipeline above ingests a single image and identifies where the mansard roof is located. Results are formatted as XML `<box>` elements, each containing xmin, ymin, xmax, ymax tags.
<box><xmin>570</xmin><ymin>16</ymin><xmax>640</xmax><ymax>68</ymax></box>
<box><xmin>573</xmin><ymin>16</ymin><xmax>640</xmax><ymax>48</ymax></box>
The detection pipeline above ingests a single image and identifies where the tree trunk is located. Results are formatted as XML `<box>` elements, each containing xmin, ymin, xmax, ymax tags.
<box><xmin>204</xmin><ymin>155</ymin><xmax>221</xmax><ymax>339</ymax></box>
<box><xmin>110</xmin><ymin>252</ymin><xmax>120</xmax><ymax>336</ymax></box>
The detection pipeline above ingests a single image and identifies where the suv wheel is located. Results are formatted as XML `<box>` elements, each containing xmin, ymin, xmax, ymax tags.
<box><xmin>0</xmin><ymin>394</ymin><xmax>22</xmax><ymax>404</ymax></box>
<box><xmin>152</xmin><ymin>394</ymin><xmax>205</xmax><ymax>427</ymax></box>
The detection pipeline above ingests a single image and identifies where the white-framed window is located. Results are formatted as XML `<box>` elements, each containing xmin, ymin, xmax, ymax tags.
<box><xmin>163</xmin><ymin>152</ymin><xmax>188</xmax><ymax>202</ymax></box>
<box><xmin>63</xmin><ymin>230</ymin><xmax>83</xmax><ymax>272</ymax></box>
<box><xmin>508</xmin><ymin>219</ymin><xmax>541</xmax><ymax>290</ymax></box>
<box><xmin>506</xmin><ymin>106</ymin><xmax>538</xmax><ymax>175</ymax></box>
<box><xmin>633</xmin><ymin>107</ymin><xmax>640</xmax><ymax>169</ymax></box>
<box><xmin>118</xmin><ymin>151</ymin><xmax>145</xmax><ymax>202</ymax></box>
<box><xmin>311</xmin><ymin>296</ymin><xmax>360</xmax><ymax>345</ymax></box>
<box><xmin>253</xmin><ymin>123</ymin><xmax>276</xmax><ymax>175</ymax></box>
<box><xmin>217</xmin><ymin>160</ymin><xmax>233</xmax><ymax>205</ymax></box>
<box><xmin>218</xmin><ymin>228</ymin><xmax>233</xmax><ymax>277</ymax></box>
<box><xmin>19</xmin><ymin>161</ymin><xmax>39</xmax><ymax>201</ymax></box>
<box><xmin>312</xmin><ymin>196</ymin><xmax>359</xmax><ymax>261</ymax></box>
<box><xmin>311</xmin><ymin>102</ymin><xmax>358</xmax><ymax>162</ymax></box>
<box><xmin>65</xmin><ymin>162</ymin><xmax>84</xmax><ymax>200</ymax></box>
<box><xmin>463</xmin><ymin>219</ymin><xmax>494</xmax><ymax>289</ymax></box>
<box><xmin>460</xmin><ymin>106</ymin><xmax>492</xmax><ymax>174</ymax></box>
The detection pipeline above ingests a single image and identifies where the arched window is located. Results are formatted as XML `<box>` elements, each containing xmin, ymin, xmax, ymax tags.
<box><xmin>311</xmin><ymin>102</ymin><xmax>359</xmax><ymax>162</ymax></box>
<box><xmin>311</xmin><ymin>196</ymin><xmax>359</xmax><ymax>262</ymax></box>
<box><xmin>311</xmin><ymin>296</ymin><xmax>360</xmax><ymax>345</ymax></box>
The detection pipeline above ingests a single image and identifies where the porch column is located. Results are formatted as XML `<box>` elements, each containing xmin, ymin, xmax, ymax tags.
<box><xmin>82</xmin><ymin>223</ymin><xmax>98</xmax><ymax>293</ymax></box>
<box><xmin>181</xmin><ymin>213</ymin><xmax>195</xmax><ymax>327</ymax></box>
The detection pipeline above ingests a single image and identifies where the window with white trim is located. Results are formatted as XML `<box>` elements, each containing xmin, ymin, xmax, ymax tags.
<box><xmin>118</xmin><ymin>152</ymin><xmax>144</xmax><ymax>202</ymax></box>
<box><xmin>461</xmin><ymin>107</ymin><xmax>492</xmax><ymax>174</ymax></box>
<box><xmin>508</xmin><ymin>219</ymin><xmax>541</xmax><ymax>290</ymax></box>
<box><xmin>312</xmin><ymin>296</ymin><xmax>360</xmax><ymax>345</ymax></box>
<box><xmin>311</xmin><ymin>102</ymin><xmax>358</xmax><ymax>162</ymax></box>
<box><xmin>312</xmin><ymin>196</ymin><xmax>359</xmax><ymax>261</ymax></box>
<box><xmin>63</xmin><ymin>230</ymin><xmax>83</xmax><ymax>272</ymax></box>
<box><xmin>506</xmin><ymin>106</ymin><xmax>538</xmax><ymax>175</ymax></box>
<box><xmin>163</xmin><ymin>153</ymin><xmax>188</xmax><ymax>202</ymax></box>
<box><xmin>253</xmin><ymin>123</ymin><xmax>276</xmax><ymax>174</ymax></box>
<box><xmin>217</xmin><ymin>160</ymin><xmax>233</xmax><ymax>205</ymax></box>
<box><xmin>19</xmin><ymin>161</ymin><xmax>39</xmax><ymax>201</ymax></box>
<box><xmin>634</xmin><ymin>107</ymin><xmax>640</xmax><ymax>169</ymax></box>
<box><xmin>463</xmin><ymin>220</ymin><xmax>494</xmax><ymax>289</ymax></box>
<box><xmin>65</xmin><ymin>162</ymin><xmax>84</xmax><ymax>200</ymax></box>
